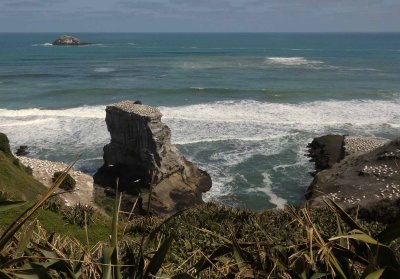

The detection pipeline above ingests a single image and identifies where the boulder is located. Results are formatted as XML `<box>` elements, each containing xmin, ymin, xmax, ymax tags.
<box><xmin>306</xmin><ymin>137</ymin><xmax>400</xmax><ymax>223</ymax></box>
<box><xmin>94</xmin><ymin>101</ymin><xmax>212</xmax><ymax>214</ymax></box>
<box><xmin>52</xmin><ymin>35</ymin><xmax>93</xmax><ymax>46</ymax></box>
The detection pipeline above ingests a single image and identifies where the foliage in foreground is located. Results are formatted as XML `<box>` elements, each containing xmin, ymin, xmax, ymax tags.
<box><xmin>0</xmin><ymin>161</ymin><xmax>399</xmax><ymax>278</ymax></box>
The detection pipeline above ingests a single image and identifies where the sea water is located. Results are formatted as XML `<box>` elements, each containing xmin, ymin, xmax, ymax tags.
<box><xmin>0</xmin><ymin>33</ymin><xmax>399</xmax><ymax>210</ymax></box>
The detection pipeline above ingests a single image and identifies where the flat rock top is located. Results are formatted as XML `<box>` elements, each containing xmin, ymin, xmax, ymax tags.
<box><xmin>108</xmin><ymin>101</ymin><xmax>162</xmax><ymax>118</ymax></box>
<box><xmin>344</xmin><ymin>136</ymin><xmax>389</xmax><ymax>155</ymax></box>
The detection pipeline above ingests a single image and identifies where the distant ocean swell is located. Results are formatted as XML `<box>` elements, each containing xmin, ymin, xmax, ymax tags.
<box><xmin>0</xmin><ymin>98</ymin><xmax>399</xmax><ymax>209</ymax></box>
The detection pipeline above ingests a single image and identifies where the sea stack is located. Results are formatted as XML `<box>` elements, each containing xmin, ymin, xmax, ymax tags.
<box><xmin>94</xmin><ymin>101</ymin><xmax>212</xmax><ymax>214</ymax></box>
<box><xmin>52</xmin><ymin>35</ymin><xmax>93</xmax><ymax>46</ymax></box>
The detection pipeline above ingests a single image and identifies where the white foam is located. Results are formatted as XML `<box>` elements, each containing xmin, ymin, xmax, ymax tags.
<box><xmin>0</xmin><ymin>106</ymin><xmax>109</xmax><ymax>160</ymax></box>
<box><xmin>272</xmin><ymin>162</ymin><xmax>303</xmax><ymax>171</ymax></box>
<box><xmin>247</xmin><ymin>172</ymin><xmax>287</xmax><ymax>209</ymax></box>
<box><xmin>94</xmin><ymin>67</ymin><xmax>115</xmax><ymax>73</ymax></box>
<box><xmin>1</xmin><ymin>98</ymin><xmax>399</xmax><ymax>207</ymax></box>
<box><xmin>33</xmin><ymin>43</ymin><xmax>53</xmax><ymax>47</ymax></box>
<box><xmin>264</xmin><ymin>57</ymin><xmax>324</xmax><ymax>66</ymax></box>
<box><xmin>161</xmin><ymin>99</ymin><xmax>400</xmax><ymax>127</ymax></box>
<box><xmin>0</xmin><ymin>118</ymin><xmax>55</xmax><ymax>127</ymax></box>
<box><xmin>0</xmin><ymin>106</ymin><xmax>105</xmax><ymax>118</ymax></box>
<box><xmin>190</xmin><ymin>87</ymin><xmax>206</xmax><ymax>91</ymax></box>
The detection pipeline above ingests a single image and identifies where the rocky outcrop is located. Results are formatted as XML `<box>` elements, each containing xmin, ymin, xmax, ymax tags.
<box><xmin>306</xmin><ymin>136</ymin><xmax>400</xmax><ymax>223</ymax></box>
<box><xmin>94</xmin><ymin>101</ymin><xmax>212</xmax><ymax>215</ymax></box>
<box><xmin>16</xmin><ymin>146</ymin><xmax>29</xmax><ymax>156</ymax></box>
<box><xmin>52</xmin><ymin>35</ymin><xmax>93</xmax><ymax>46</ymax></box>
<box><xmin>307</xmin><ymin>135</ymin><xmax>345</xmax><ymax>174</ymax></box>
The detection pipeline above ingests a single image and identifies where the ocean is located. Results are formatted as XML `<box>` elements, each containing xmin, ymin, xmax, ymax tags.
<box><xmin>0</xmin><ymin>33</ymin><xmax>399</xmax><ymax>211</ymax></box>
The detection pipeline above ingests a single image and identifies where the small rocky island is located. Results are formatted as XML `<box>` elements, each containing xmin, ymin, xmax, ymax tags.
<box><xmin>306</xmin><ymin>135</ymin><xmax>399</xmax><ymax>222</ymax></box>
<box><xmin>52</xmin><ymin>35</ymin><xmax>93</xmax><ymax>46</ymax></box>
<box><xmin>94</xmin><ymin>101</ymin><xmax>212</xmax><ymax>214</ymax></box>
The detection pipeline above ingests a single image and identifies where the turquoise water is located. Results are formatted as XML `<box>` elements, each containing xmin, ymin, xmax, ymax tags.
<box><xmin>0</xmin><ymin>33</ymin><xmax>399</xmax><ymax>210</ymax></box>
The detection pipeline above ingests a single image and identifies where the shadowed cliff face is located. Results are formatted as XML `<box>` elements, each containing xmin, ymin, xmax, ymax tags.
<box><xmin>94</xmin><ymin>101</ymin><xmax>212</xmax><ymax>214</ymax></box>
<box><xmin>307</xmin><ymin>135</ymin><xmax>345</xmax><ymax>174</ymax></box>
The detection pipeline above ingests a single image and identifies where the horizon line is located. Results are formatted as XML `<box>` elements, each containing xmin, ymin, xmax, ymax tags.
<box><xmin>0</xmin><ymin>31</ymin><xmax>400</xmax><ymax>34</ymax></box>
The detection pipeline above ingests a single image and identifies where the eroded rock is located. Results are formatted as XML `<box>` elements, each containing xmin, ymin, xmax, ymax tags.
<box><xmin>94</xmin><ymin>101</ymin><xmax>212</xmax><ymax>214</ymax></box>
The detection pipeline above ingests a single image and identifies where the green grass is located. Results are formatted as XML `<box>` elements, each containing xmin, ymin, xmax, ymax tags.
<box><xmin>0</xmin><ymin>203</ymin><xmax>111</xmax><ymax>245</ymax></box>
<box><xmin>0</xmin><ymin>151</ymin><xmax>47</xmax><ymax>201</ymax></box>
<box><xmin>94</xmin><ymin>186</ymin><xmax>117</xmax><ymax>216</ymax></box>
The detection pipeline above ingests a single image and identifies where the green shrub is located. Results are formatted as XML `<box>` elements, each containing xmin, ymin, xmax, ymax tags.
<box><xmin>43</xmin><ymin>198</ymin><xmax>63</xmax><ymax>213</ymax></box>
<box><xmin>52</xmin><ymin>171</ymin><xmax>76</xmax><ymax>191</ymax></box>
<box><xmin>62</xmin><ymin>203</ymin><xmax>95</xmax><ymax>227</ymax></box>
<box><xmin>0</xmin><ymin>133</ymin><xmax>12</xmax><ymax>157</ymax></box>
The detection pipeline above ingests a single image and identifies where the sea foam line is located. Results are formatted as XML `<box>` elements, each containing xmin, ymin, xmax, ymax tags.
<box><xmin>161</xmin><ymin>99</ymin><xmax>400</xmax><ymax>126</ymax></box>
<box><xmin>247</xmin><ymin>172</ymin><xmax>287</xmax><ymax>209</ymax></box>
<box><xmin>264</xmin><ymin>57</ymin><xmax>324</xmax><ymax>66</ymax></box>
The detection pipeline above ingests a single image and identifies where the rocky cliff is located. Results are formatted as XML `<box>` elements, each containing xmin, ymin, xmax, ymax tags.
<box><xmin>306</xmin><ymin>135</ymin><xmax>399</xmax><ymax>223</ymax></box>
<box><xmin>94</xmin><ymin>101</ymin><xmax>212</xmax><ymax>214</ymax></box>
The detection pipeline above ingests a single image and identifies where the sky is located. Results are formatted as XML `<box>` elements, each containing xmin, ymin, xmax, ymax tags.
<box><xmin>0</xmin><ymin>0</ymin><xmax>399</xmax><ymax>32</ymax></box>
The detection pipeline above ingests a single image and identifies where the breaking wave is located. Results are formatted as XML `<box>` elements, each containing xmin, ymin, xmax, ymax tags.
<box><xmin>264</xmin><ymin>57</ymin><xmax>324</xmax><ymax>66</ymax></box>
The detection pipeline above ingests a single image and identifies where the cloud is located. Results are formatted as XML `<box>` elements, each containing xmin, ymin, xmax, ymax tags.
<box><xmin>169</xmin><ymin>0</ymin><xmax>239</xmax><ymax>10</ymax></box>
<box><xmin>117</xmin><ymin>0</ymin><xmax>243</xmax><ymax>15</ymax></box>
<box><xmin>2</xmin><ymin>0</ymin><xmax>65</xmax><ymax>7</ymax></box>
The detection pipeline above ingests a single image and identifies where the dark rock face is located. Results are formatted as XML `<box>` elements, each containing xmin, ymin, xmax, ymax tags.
<box><xmin>306</xmin><ymin>137</ymin><xmax>400</xmax><ymax>223</ymax></box>
<box><xmin>16</xmin><ymin>146</ymin><xmax>29</xmax><ymax>156</ymax></box>
<box><xmin>52</xmin><ymin>35</ymin><xmax>93</xmax><ymax>46</ymax></box>
<box><xmin>94</xmin><ymin>101</ymin><xmax>212</xmax><ymax>214</ymax></box>
<box><xmin>307</xmin><ymin>135</ymin><xmax>345</xmax><ymax>173</ymax></box>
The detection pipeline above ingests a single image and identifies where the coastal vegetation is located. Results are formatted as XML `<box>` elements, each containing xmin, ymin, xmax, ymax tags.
<box><xmin>0</xmin><ymin>159</ymin><xmax>399</xmax><ymax>278</ymax></box>
<box><xmin>0</xmin><ymin>133</ymin><xmax>46</xmax><ymax>201</ymax></box>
